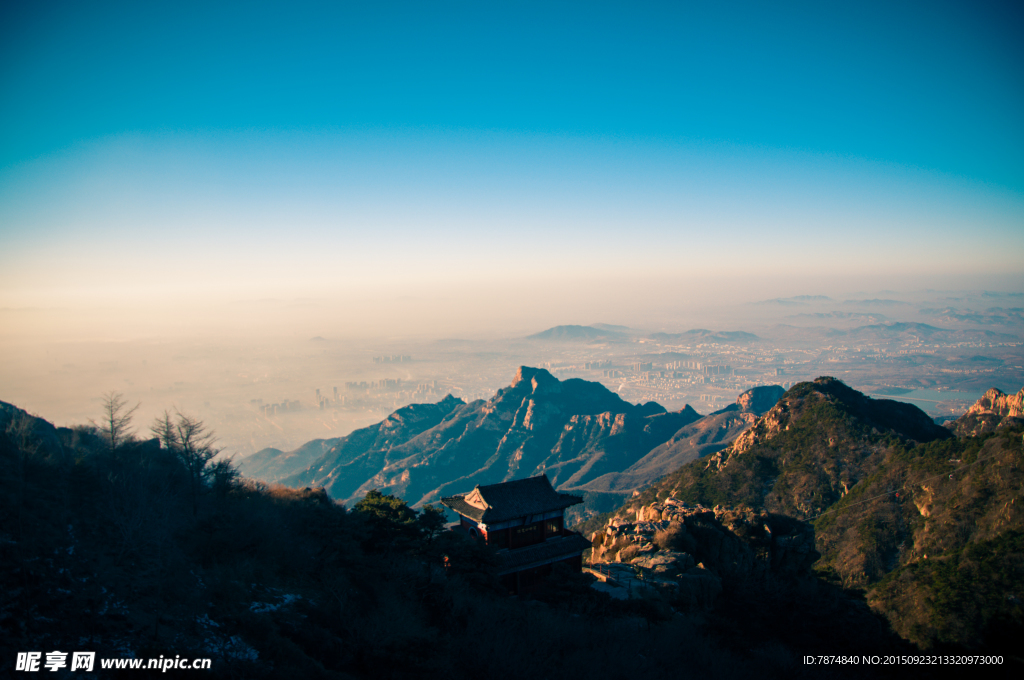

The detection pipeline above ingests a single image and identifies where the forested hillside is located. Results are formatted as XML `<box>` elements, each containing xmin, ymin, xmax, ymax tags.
<box><xmin>4</xmin><ymin>398</ymin><xmax>907</xmax><ymax>679</ymax></box>
<box><xmin>580</xmin><ymin>378</ymin><xmax>1024</xmax><ymax>652</ymax></box>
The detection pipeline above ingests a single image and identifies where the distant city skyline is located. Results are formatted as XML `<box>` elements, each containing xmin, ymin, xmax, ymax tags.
<box><xmin>2</xmin><ymin>1</ymin><xmax>1022</xmax><ymax>338</ymax></box>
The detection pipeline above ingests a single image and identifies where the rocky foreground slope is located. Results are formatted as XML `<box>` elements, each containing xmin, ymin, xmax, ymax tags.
<box><xmin>587</xmin><ymin>498</ymin><xmax>816</xmax><ymax>609</ymax></box>
<box><xmin>581</xmin><ymin>378</ymin><xmax>1024</xmax><ymax>650</ymax></box>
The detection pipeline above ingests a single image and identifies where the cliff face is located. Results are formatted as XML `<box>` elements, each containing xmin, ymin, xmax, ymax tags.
<box><xmin>546</xmin><ymin>407</ymin><xmax>702</xmax><ymax>490</ymax></box>
<box><xmin>577</xmin><ymin>385</ymin><xmax>785</xmax><ymax>495</ymax></box>
<box><xmin>946</xmin><ymin>387</ymin><xmax>1024</xmax><ymax>437</ymax></box>
<box><xmin>281</xmin><ymin>367</ymin><xmax>697</xmax><ymax>507</ymax></box>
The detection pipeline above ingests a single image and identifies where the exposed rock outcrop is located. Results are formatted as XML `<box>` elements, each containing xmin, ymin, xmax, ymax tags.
<box><xmin>731</xmin><ymin>384</ymin><xmax>787</xmax><ymax>415</ymax></box>
<box><xmin>587</xmin><ymin>497</ymin><xmax>817</xmax><ymax>607</ymax></box>
<box><xmin>945</xmin><ymin>387</ymin><xmax>1024</xmax><ymax>437</ymax></box>
<box><xmin>550</xmin><ymin>406</ymin><xmax>702</xmax><ymax>490</ymax></box>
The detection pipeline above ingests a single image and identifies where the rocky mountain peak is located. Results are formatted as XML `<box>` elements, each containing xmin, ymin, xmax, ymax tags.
<box><xmin>436</xmin><ymin>393</ymin><xmax>463</xmax><ymax>408</ymax></box>
<box><xmin>628</xmin><ymin>378</ymin><xmax>954</xmax><ymax>523</ymax></box>
<box><xmin>946</xmin><ymin>385</ymin><xmax>1024</xmax><ymax>437</ymax></box>
<box><xmin>735</xmin><ymin>384</ymin><xmax>787</xmax><ymax>414</ymax></box>
<box><xmin>777</xmin><ymin>376</ymin><xmax>948</xmax><ymax>443</ymax></box>
<box><xmin>968</xmin><ymin>387</ymin><xmax>1024</xmax><ymax>418</ymax></box>
<box><xmin>271</xmin><ymin>366</ymin><xmax>681</xmax><ymax>507</ymax></box>
<box><xmin>635</xmin><ymin>401</ymin><xmax>668</xmax><ymax>417</ymax></box>
<box><xmin>712</xmin><ymin>384</ymin><xmax>786</xmax><ymax>418</ymax></box>
<box><xmin>511</xmin><ymin>365</ymin><xmax>556</xmax><ymax>390</ymax></box>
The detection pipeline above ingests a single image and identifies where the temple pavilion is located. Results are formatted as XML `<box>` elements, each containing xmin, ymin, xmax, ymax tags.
<box><xmin>440</xmin><ymin>474</ymin><xmax>591</xmax><ymax>595</ymax></box>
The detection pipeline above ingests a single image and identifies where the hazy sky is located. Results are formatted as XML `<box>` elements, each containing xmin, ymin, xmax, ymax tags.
<box><xmin>2</xmin><ymin>0</ymin><xmax>1023</xmax><ymax>337</ymax></box>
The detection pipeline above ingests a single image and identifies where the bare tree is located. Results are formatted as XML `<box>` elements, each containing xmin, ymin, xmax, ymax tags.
<box><xmin>6</xmin><ymin>411</ymin><xmax>41</xmax><ymax>460</ymax></box>
<box><xmin>151</xmin><ymin>411</ymin><xmax>218</xmax><ymax>516</ymax></box>
<box><xmin>151</xmin><ymin>410</ymin><xmax>178</xmax><ymax>450</ymax></box>
<box><xmin>94</xmin><ymin>391</ymin><xmax>139</xmax><ymax>456</ymax></box>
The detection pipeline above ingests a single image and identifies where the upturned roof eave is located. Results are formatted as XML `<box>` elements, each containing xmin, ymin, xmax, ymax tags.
<box><xmin>441</xmin><ymin>475</ymin><xmax>585</xmax><ymax>524</ymax></box>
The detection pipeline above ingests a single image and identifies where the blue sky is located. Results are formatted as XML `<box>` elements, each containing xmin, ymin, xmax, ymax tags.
<box><xmin>1</xmin><ymin>0</ymin><xmax>1022</xmax><ymax>329</ymax></box>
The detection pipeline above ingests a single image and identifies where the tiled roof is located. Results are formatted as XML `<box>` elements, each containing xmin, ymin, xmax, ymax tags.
<box><xmin>440</xmin><ymin>474</ymin><xmax>583</xmax><ymax>523</ymax></box>
<box><xmin>439</xmin><ymin>495</ymin><xmax>489</xmax><ymax>522</ymax></box>
<box><xmin>495</xmin><ymin>534</ymin><xmax>592</xmax><ymax>574</ymax></box>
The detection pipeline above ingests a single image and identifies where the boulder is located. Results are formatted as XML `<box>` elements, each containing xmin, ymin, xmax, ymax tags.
<box><xmin>630</xmin><ymin>550</ymin><xmax>696</xmax><ymax>575</ymax></box>
<box><xmin>588</xmin><ymin>496</ymin><xmax>818</xmax><ymax>607</ymax></box>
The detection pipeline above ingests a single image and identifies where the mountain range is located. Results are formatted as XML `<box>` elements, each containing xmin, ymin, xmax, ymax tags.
<box><xmin>240</xmin><ymin>368</ymin><xmax>786</xmax><ymax>515</ymax></box>
<box><xmin>524</xmin><ymin>325</ymin><xmax>760</xmax><ymax>344</ymax></box>
<box><xmin>772</xmin><ymin>321</ymin><xmax>1020</xmax><ymax>343</ymax></box>
<box><xmin>647</xmin><ymin>329</ymin><xmax>759</xmax><ymax>343</ymax></box>
<box><xmin>2</xmin><ymin>389</ymin><xmax>942</xmax><ymax>677</ymax></box>
<box><xmin>522</xmin><ymin>321</ymin><xmax>1018</xmax><ymax>346</ymax></box>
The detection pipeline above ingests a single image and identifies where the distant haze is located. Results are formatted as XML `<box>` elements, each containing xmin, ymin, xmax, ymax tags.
<box><xmin>2</xmin><ymin>130</ymin><xmax>1022</xmax><ymax>338</ymax></box>
<box><xmin>1</xmin><ymin>2</ymin><xmax>1022</xmax><ymax>453</ymax></box>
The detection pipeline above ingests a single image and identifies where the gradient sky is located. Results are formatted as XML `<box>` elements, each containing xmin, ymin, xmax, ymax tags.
<box><xmin>2</xmin><ymin>1</ymin><xmax>1023</xmax><ymax>335</ymax></box>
